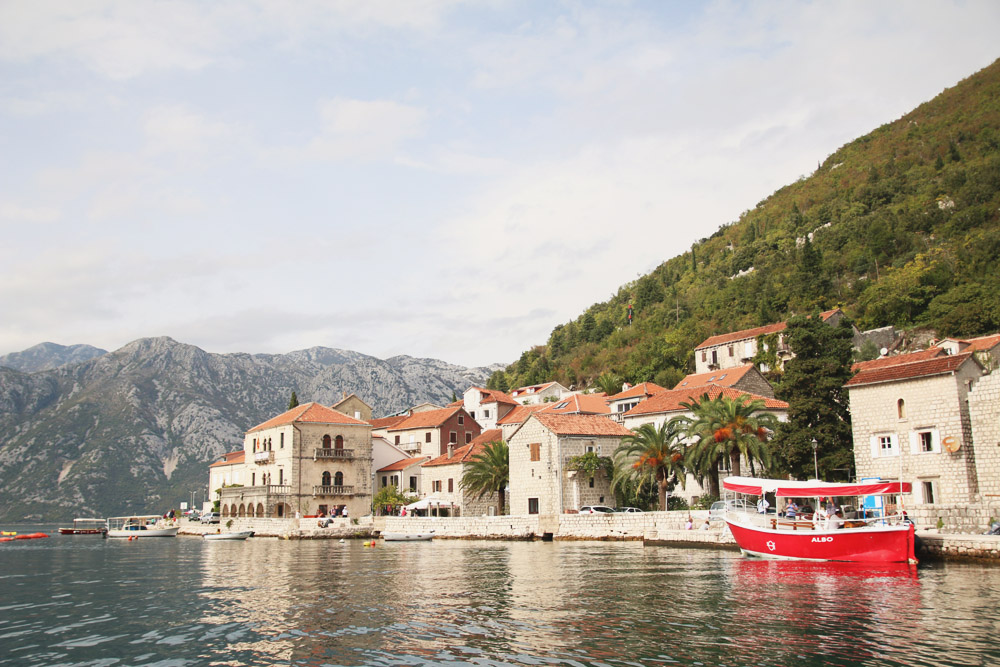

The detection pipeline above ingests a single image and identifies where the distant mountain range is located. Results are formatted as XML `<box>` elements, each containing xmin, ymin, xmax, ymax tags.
<box><xmin>0</xmin><ymin>337</ymin><xmax>499</xmax><ymax>522</ymax></box>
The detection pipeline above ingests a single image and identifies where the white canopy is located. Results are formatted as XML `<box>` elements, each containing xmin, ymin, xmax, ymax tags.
<box><xmin>404</xmin><ymin>497</ymin><xmax>449</xmax><ymax>510</ymax></box>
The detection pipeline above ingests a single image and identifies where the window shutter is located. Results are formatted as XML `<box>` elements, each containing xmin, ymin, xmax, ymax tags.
<box><xmin>931</xmin><ymin>428</ymin><xmax>941</xmax><ymax>453</ymax></box>
<box><xmin>870</xmin><ymin>435</ymin><xmax>880</xmax><ymax>459</ymax></box>
<box><xmin>909</xmin><ymin>432</ymin><xmax>919</xmax><ymax>455</ymax></box>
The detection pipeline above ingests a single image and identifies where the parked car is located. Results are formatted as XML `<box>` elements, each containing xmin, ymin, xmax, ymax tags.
<box><xmin>616</xmin><ymin>507</ymin><xmax>644</xmax><ymax>513</ymax></box>
<box><xmin>186</xmin><ymin>511</ymin><xmax>201</xmax><ymax>522</ymax></box>
<box><xmin>708</xmin><ymin>498</ymin><xmax>750</xmax><ymax>521</ymax></box>
<box><xmin>579</xmin><ymin>505</ymin><xmax>616</xmax><ymax>514</ymax></box>
<box><xmin>200</xmin><ymin>512</ymin><xmax>221</xmax><ymax>524</ymax></box>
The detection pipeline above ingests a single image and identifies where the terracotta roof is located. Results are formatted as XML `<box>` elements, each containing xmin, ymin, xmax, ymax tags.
<box><xmin>511</xmin><ymin>381</ymin><xmax>557</xmax><ymax>397</ymax></box>
<box><xmin>624</xmin><ymin>385</ymin><xmax>788</xmax><ymax>417</ymax></box>
<box><xmin>964</xmin><ymin>333</ymin><xmax>1000</xmax><ymax>352</ymax></box>
<box><xmin>369</xmin><ymin>415</ymin><xmax>407</xmax><ymax>429</ymax></box>
<box><xmin>497</xmin><ymin>403</ymin><xmax>548</xmax><ymax>425</ymax></box>
<box><xmin>851</xmin><ymin>348</ymin><xmax>946</xmax><ymax>373</ymax></box>
<box><xmin>422</xmin><ymin>429</ymin><xmax>504</xmax><ymax>468</ymax></box>
<box><xmin>210</xmin><ymin>451</ymin><xmax>245</xmax><ymax>467</ymax></box>
<box><xmin>388</xmin><ymin>406</ymin><xmax>464</xmax><ymax>431</ymax></box>
<box><xmin>695</xmin><ymin>309</ymin><xmax>840</xmax><ymax>350</ymax></box>
<box><xmin>530</xmin><ymin>413</ymin><xmax>632</xmax><ymax>437</ymax></box>
<box><xmin>845</xmin><ymin>352</ymin><xmax>977</xmax><ymax>387</ymax></box>
<box><xmin>447</xmin><ymin>399</ymin><xmax>464</xmax><ymax>407</ymax></box>
<box><xmin>539</xmin><ymin>392</ymin><xmax>610</xmax><ymax>415</ymax></box>
<box><xmin>608</xmin><ymin>382</ymin><xmax>666</xmax><ymax>401</ymax></box>
<box><xmin>674</xmin><ymin>365</ymin><xmax>755</xmax><ymax>389</ymax></box>
<box><xmin>377</xmin><ymin>456</ymin><xmax>429</xmax><ymax>473</ymax></box>
<box><xmin>248</xmin><ymin>402</ymin><xmax>369</xmax><ymax>433</ymax></box>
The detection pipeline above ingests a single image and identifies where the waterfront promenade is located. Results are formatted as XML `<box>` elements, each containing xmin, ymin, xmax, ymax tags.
<box><xmin>177</xmin><ymin>511</ymin><xmax>1000</xmax><ymax>561</ymax></box>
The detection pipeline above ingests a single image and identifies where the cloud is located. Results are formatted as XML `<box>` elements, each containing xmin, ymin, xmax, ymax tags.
<box><xmin>0</xmin><ymin>202</ymin><xmax>61</xmax><ymax>224</ymax></box>
<box><xmin>143</xmin><ymin>105</ymin><xmax>234</xmax><ymax>156</ymax></box>
<box><xmin>301</xmin><ymin>98</ymin><xmax>428</xmax><ymax>162</ymax></box>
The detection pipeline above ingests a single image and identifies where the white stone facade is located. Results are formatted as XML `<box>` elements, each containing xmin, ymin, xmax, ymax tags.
<box><xmin>970</xmin><ymin>373</ymin><xmax>1000</xmax><ymax>498</ymax></box>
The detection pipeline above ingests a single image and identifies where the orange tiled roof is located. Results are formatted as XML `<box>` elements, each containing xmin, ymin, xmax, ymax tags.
<box><xmin>674</xmin><ymin>365</ymin><xmax>755</xmax><ymax>389</ymax></box>
<box><xmin>851</xmin><ymin>348</ymin><xmax>946</xmax><ymax>373</ymax></box>
<box><xmin>497</xmin><ymin>403</ymin><xmax>548</xmax><ymax>425</ymax></box>
<box><xmin>608</xmin><ymin>382</ymin><xmax>666</xmax><ymax>401</ymax></box>
<box><xmin>210</xmin><ymin>451</ymin><xmax>245</xmax><ymax>467</ymax></box>
<box><xmin>510</xmin><ymin>381</ymin><xmax>556</xmax><ymax>397</ymax></box>
<box><xmin>422</xmin><ymin>429</ymin><xmax>504</xmax><ymax>467</ymax></box>
<box><xmin>447</xmin><ymin>399</ymin><xmax>464</xmax><ymax>407</ymax></box>
<box><xmin>695</xmin><ymin>309</ymin><xmax>839</xmax><ymax>350</ymax></box>
<box><xmin>248</xmin><ymin>402</ymin><xmax>368</xmax><ymax>433</ymax></box>
<box><xmin>539</xmin><ymin>392</ymin><xmax>610</xmax><ymax>415</ymax></box>
<box><xmin>388</xmin><ymin>406</ymin><xmax>463</xmax><ymax>431</ymax></box>
<box><xmin>624</xmin><ymin>385</ymin><xmax>788</xmax><ymax>417</ymax></box>
<box><xmin>369</xmin><ymin>415</ymin><xmax>408</xmax><ymax>429</ymax></box>
<box><xmin>531</xmin><ymin>413</ymin><xmax>632</xmax><ymax>437</ymax></box>
<box><xmin>964</xmin><ymin>333</ymin><xmax>1000</xmax><ymax>352</ymax></box>
<box><xmin>377</xmin><ymin>456</ymin><xmax>429</xmax><ymax>473</ymax></box>
<box><xmin>845</xmin><ymin>352</ymin><xmax>977</xmax><ymax>387</ymax></box>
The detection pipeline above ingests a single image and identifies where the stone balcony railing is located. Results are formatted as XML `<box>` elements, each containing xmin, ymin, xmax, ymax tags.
<box><xmin>221</xmin><ymin>484</ymin><xmax>290</xmax><ymax>498</ymax></box>
<box><xmin>253</xmin><ymin>451</ymin><xmax>274</xmax><ymax>464</ymax></box>
<box><xmin>312</xmin><ymin>485</ymin><xmax>355</xmax><ymax>497</ymax></box>
<box><xmin>313</xmin><ymin>448</ymin><xmax>356</xmax><ymax>460</ymax></box>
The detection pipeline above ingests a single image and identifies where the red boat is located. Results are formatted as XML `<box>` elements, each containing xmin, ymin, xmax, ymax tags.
<box><xmin>722</xmin><ymin>476</ymin><xmax>917</xmax><ymax>564</ymax></box>
<box><xmin>58</xmin><ymin>518</ymin><xmax>108</xmax><ymax>536</ymax></box>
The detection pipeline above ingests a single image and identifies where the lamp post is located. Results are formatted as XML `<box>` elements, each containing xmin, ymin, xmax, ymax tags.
<box><xmin>812</xmin><ymin>439</ymin><xmax>819</xmax><ymax>480</ymax></box>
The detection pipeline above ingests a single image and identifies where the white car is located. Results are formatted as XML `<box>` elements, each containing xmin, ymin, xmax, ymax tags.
<box><xmin>616</xmin><ymin>507</ymin><xmax>644</xmax><ymax>513</ymax></box>
<box><xmin>578</xmin><ymin>505</ymin><xmax>615</xmax><ymax>514</ymax></box>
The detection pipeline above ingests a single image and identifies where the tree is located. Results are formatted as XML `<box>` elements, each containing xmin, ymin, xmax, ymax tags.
<box><xmin>460</xmin><ymin>440</ymin><xmax>509</xmax><ymax>516</ymax></box>
<box><xmin>373</xmin><ymin>486</ymin><xmax>417</xmax><ymax>515</ymax></box>
<box><xmin>672</xmin><ymin>392</ymin><xmax>777</xmax><ymax>497</ymax></box>
<box><xmin>451</xmin><ymin>390</ymin><xmax>458</xmax><ymax>403</ymax></box>
<box><xmin>288</xmin><ymin>392</ymin><xmax>299</xmax><ymax>410</ymax></box>
<box><xmin>615</xmin><ymin>421</ymin><xmax>687</xmax><ymax>511</ymax></box>
<box><xmin>772</xmin><ymin>313</ymin><xmax>855</xmax><ymax>480</ymax></box>
<box><xmin>487</xmin><ymin>370</ymin><xmax>509</xmax><ymax>392</ymax></box>
<box><xmin>594</xmin><ymin>372</ymin><xmax>623</xmax><ymax>396</ymax></box>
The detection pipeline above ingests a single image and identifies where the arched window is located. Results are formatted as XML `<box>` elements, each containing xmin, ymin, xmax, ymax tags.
<box><xmin>897</xmin><ymin>398</ymin><xmax>906</xmax><ymax>419</ymax></box>
<box><xmin>334</xmin><ymin>471</ymin><xmax>344</xmax><ymax>487</ymax></box>
<box><xmin>322</xmin><ymin>471</ymin><xmax>332</xmax><ymax>486</ymax></box>
<box><xmin>256</xmin><ymin>503</ymin><xmax>264</xmax><ymax>516</ymax></box>
<box><xmin>247</xmin><ymin>504</ymin><xmax>255</xmax><ymax>517</ymax></box>
<box><xmin>322</xmin><ymin>434</ymin><xmax>332</xmax><ymax>449</ymax></box>
<box><xmin>335</xmin><ymin>435</ymin><xmax>344</xmax><ymax>450</ymax></box>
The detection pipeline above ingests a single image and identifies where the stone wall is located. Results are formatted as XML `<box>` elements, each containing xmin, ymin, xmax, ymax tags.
<box><xmin>382</xmin><ymin>515</ymin><xmax>539</xmax><ymax>539</ymax></box>
<box><xmin>970</xmin><ymin>373</ymin><xmax>1000</xmax><ymax>497</ymax></box>
<box><xmin>906</xmin><ymin>502</ymin><xmax>1000</xmax><ymax>534</ymax></box>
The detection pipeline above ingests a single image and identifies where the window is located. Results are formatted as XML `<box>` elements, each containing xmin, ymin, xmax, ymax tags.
<box><xmin>922</xmin><ymin>481</ymin><xmax>936</xmax><ymax>504</ymax></box>
<box><xmin>554</xmin><ymin>401</ymin><xmax>569</xmax><ymax>410</ymax></box>
<box><xmin>409</xmin><ymin>476</ymin><xmax>417</xmax><ymax>491</ymax></box>
<box><xmin>426</xmin><ymin>432</ymin><xmax>432</xmax><ymax>443</ymax></box>
<box><xmin>448</xmin><ymin>478</ymin><xmax>454</xmax><ymax>492</ymax></box>
<box><xmin>871</xmin><ymin>434</ymin><xmax>899</xmax><ymax>458</ymax></box>
<box><xmin>334</xmin><ymin>471</ymin><xmax>344</xmax><ymax>486</ymax></box>
<box><xmin>588</xmin><ymin>477</ymin><xmax>594</xmax><ymax>488</ymax></box>
<box><xmin>323</xmin><ymin>434</ymin><xmax>331</xmax><ymax>449</ymax></box>
<box><xmin>466</xmin><ymin>432</ymin><xmax>472</xmax><ymax>443</ymax></box>
<box><xmin>335</xmin><ymin>435</ymin><xmax>344</xmax><ymax>450</ymax></box>
<box><xmin>484</xmin><ymin>409</ymin><xmax>490</xmax><ymax>419</ymax></box>
<box><xmin>280</xmin><ymin>433</ymin><xmax>284</xmax><ymax>448</ymax></box>
<box><xmin>528</xmin><ymin>498</ymin><xmax>539</xmax><ymax>515</ymax></box>
<box><xmin>449</xmin><ymin>431</ymin><xmax>457</xmax><ymax>443</ymax></box>
<box><xmin>529</xmin><ymin>443</ymin><xmax>541</xmax><ymax>462</ymax></box>
<box><xmin>434</xmin><ymin>480</ymin><xmax>442</xmax><ymax>492</ymax></box>
<box><xmin>701</xmin><ymin>351</ymin><xmax>707</xmax><ymax>362</ymax></box>
<box><xmin>458</xmin><ymin>415</ymin><xmax>464</xmax><ymax>425</ymax></box>
<box><xmin>711</xmin><ymin>350</ymin><xmax>718</xmax><ymax>365</ymax></box>
<box><xmin>323</xmin><ymin>471</ymin><xmax>332</xmax><ymax>486</ymax></box>
<box><xmin>897</xmin><ymin>399</ymin><xmax>906</xmax><ymax>419</ymax></box>
<box><xmin>278</xmin><ymin>469</ymin><xmax>283</xmax><ymax>485</ymax></box>
<box><xmin>470</xmin><ymin>411</ymin><xmax>476</xmax><ymax>419</ymax></box>
<box><xmin>382</xmin><ymin>475</ymin><xmax>388</xmax><ymax>487</ymax></box>
<box><xmin>728</xmin><ymin>345</ymin><xmax>734</xmax><ymax>357</ymax></box>
<box><xmin>920</xmin><ymin>431</ymin><xmax>933</xmax><ymax>453</ymax></box>
<box><xmin>395</xmin><ymin>435</ymin><xmax>400</xmax><ymax>445</ymax></box>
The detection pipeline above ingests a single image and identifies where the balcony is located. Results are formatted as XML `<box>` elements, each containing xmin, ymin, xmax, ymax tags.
<box><xmin>253</xmin><ymin>451</ymin><xmax>274</xmax><ymax>464</ymax></box>
<box><xmin>221</xmin><ymin>484</ymin><xmax>290</xmax><ymax>499</ymax></box>
<box><xmin>313</xmin><ymin>448</ymin><xmax>356</xmax><ymax>460</ymax></box>
<box><xmin>313</xmin><ymin>485</ymin><xmax>355</xmax><ymax>497</ymax></box>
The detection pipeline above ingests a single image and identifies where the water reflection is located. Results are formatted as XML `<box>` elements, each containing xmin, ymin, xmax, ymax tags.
<box><xmin>3</xmin><ymin>533</ymin><xmax>1000</xmax><ymax>666</ymax></box>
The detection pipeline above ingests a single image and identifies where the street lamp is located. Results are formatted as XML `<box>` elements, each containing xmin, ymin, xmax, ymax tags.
<box><xmin>812</xmin><ymin>439</ymin><xmax>819</xmax><ymax>480</ymax></box>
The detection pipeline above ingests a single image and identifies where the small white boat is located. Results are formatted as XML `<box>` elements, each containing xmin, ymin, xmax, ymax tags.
<box><xmin>203</xmin><ymin>530</ymin><xmax>254</xmax><ymax>541</ymax></box>
<box><xmin>106</xmin><ymin>515</ymin><xmax>180</xmax><ymax>538</ymax></box>
<box><xmin>382</xmin><ymin>530</ymin><xmax>435</xmax><ymax>542</ymax></box>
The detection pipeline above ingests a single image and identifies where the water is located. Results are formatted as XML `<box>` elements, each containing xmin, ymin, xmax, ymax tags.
<box><xmin>1</xmin><ymin>527</ymin><xmax>999</xmax><ymax>667</ymax></box>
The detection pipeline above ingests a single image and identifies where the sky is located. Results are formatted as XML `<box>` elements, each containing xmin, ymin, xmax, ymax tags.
<box><xmin>1</xmin><ymin>1</ymin><xmax>999</xmax><ymax>368</ymax></box>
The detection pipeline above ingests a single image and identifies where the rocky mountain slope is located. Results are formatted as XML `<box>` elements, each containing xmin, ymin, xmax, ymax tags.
<box><xmin>0</xmin><ymin>337</ymin><xmax>498</xmax><ymax>521</ymax></box>
<box><xmin>0</xmin><ymin>342</ymin><xmax>107</xmax><ymax>373</ymax></box>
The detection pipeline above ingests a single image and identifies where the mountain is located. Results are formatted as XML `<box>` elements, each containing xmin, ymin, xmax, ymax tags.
<box><xmin>0</xmin><ymin>337</ymin><xmax>499</xmax><ymax>521</ymax></box>
<box><xmin>494</xmin><ymin>58</ymin><xmax>1000</xmax><ymax>392</ymax></box>
<box><xmin>0</xmin><ymin>342</ymin><xmax>107</xmax><ymax>373</ymax></box>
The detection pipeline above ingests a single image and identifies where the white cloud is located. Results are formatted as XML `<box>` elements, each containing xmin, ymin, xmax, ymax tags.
<box><xmin>143</xmin><ymin>105</ymin><xmax>234</xmax><ymax>156</ymax></box>
<box><xmin>303</xmin><ymin>98</ymin><xmax>428</xmax><ymax>162</ymax></box>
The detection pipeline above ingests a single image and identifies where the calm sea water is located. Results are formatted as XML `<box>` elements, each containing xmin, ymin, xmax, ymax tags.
<box><xmin>1</xmin><ymin>526</ymin><xmax>998</xmax><ymax>667</ymax></box>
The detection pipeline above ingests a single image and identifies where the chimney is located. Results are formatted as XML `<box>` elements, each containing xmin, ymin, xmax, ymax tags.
<box><xmin>448</xmin><ymin>444</ymin><xmax>455</xmax><ymax>459</ymax></box>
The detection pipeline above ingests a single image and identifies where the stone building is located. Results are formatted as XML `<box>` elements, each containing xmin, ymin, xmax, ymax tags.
<box><xmin>846</xmin><ymin>352</ymin><xmax>985</xmax><ymax>505</ymax></box>
<box><xmin>461</xmin><ymin>386</ymin><xmax>518</xmax><ymax>430</ymax></box>
<box><xmin>218</xmin><ymin>402</ymin><xmax>373</xmax><ymax>519</ymax></box>
<box><xmin>510</xmin><ymin>381</ymin><xmax>569</xmax><ymax>405</ymax></box>
<box><xmin>970</xmin><ymin>372</ymin><xmax>1000</xmax><ymax>498</ymax></box>
<box><xmin>672</xmin><ymin>364</ymin><xmax>776</xmax><ymax>398</ymax></box>
<box><xmin>418</xmin><ymin>429</ymin><xmax>506</xmax><ymax>516</ymax></box>
<box><xmin>331</xmin><ymin>394</ymin><xmax>373</xmax><ymax>422</ymax></box>
<box><xmin>508</xmin><ymin>414</ymin><xmax>631</xmax><ymax>515</ymax></box>
<box><xmin>693</xmin><ymin>308</ymin><xmax>845</xmax><ymax>373</ymax></box>
<box><xmin>208</xmin><ymin>451</ymin><xmax>245</xmax><ymax>510</ymax></box>
<box><xmin>376</xmin><ymin>455</ymin><xmax>428</xmax><ymax>495</ymax></box>
<box><xmin>385</xmin><ymin>406</ymin><xmax>481</xmax><ymax>458</ymax></box>
<box><xmin>497</xmin><ymin>403</ymin><xmax>548</xmax><ymax>442</ymax></box>
<box><xmin>607</xmin><ymin>382</ymin><xmax>666</xmax><ymax>421</ymax></box>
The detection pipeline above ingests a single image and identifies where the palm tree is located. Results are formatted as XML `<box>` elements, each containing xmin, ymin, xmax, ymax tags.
<box><xmin>672</xmin><ymin>392</ymin><xmax>778</xmax><ymax>498</ymax></box>
<box><xmin>460</xmin><ymin>440</ymin><xmax>509</xmax><ymax>516</ymax></box>
<box><xmin>615</xmin><ymin>421</ymin><xmax>687</xmax><ymax>511</ymax></box>
<box><xmin>595</xmin><ymin>372</ymin><xmax>624</xmax><ymax>396</ymax></box>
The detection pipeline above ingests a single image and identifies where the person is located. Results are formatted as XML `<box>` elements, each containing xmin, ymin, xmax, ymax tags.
<box><xmin>757</xmin><ymin>497</ymin><xmax>770</xmax><ymax>514</ymax></box>
<box><xmin>785</xmin><ymin>501</ymin><xmax>798</xmax><ymax>519</ymax></box>
<box><xmin>401</xmin><ymin>507</ymin><xmax>407</xmax><ymax>517</ymax></box>
<box><xmin>827</xmin><ymin>509</ymin><xmax>844</xmax><ymax>530</ymax></box>
<box><xmin>699</xmin><ymin>520</ymin><xmax>710</xmax><ymax>531</ymax></box>
<box><xmin>342</xmin><ymin>507</ymin><xmax>349</xmax><ymax>519</ymax></box>
<box><xmin>685</xmin><ymin>516</ymin><xmax>693</xmax><ymax>530</ymax></box>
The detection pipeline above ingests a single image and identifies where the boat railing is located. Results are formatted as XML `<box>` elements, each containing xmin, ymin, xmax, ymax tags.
<box><xmin>761</xmin><ymin>511</ymin><xmax>910</xmax><ymax>531</ymax></box>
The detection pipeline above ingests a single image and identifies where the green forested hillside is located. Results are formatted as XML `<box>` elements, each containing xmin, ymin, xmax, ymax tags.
<box><xmin>493</xmin><ymin>59</ymin><xmax>1000</xmax><ymax>392</ymax></box>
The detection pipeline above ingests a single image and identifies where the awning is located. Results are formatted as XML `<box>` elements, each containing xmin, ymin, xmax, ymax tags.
<box><xmin>722</xmin><ymin>476</ymin><xmax>912</xmax><ymax>497</ymax></box>
<box><xmin>404</xmin><ymin>497</ymin><xmax>448</xmax><ymax>510</ymax></box>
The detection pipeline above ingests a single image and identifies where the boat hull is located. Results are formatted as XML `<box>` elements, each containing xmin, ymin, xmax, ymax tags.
<box><xmin>203</xmin><ymin>531</ymin><xmax>254</xmax><ymax>541</ymax></box>
<box><xmin>726</xmin><ymin>520</ymin><xmax>916</xmax><ymax>563</ymax></box>
<box><xmin>107</xmin><ymin>527</ymin><xmax>179</xmax><ymax>538</ymax></box>
<box><xmin>59</xmin><ymin>528</ymin><xmax>106</xmax><ymax>535</ymax></box>
<box><xmin>382</xmin><ymin>532</ymin><xmax>434</xmax><ymax>541</ymax></box>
